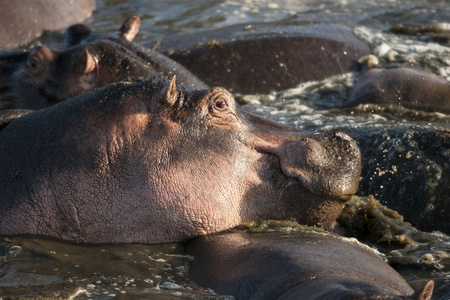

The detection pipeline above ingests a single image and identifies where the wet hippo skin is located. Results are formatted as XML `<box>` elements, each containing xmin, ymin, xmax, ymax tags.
<box><xmin>344</xmin><ymin>125</ymin><xmax>450</xmax><ymax>234</ymax></box>
<box><xmin>151</xmin><ymin>22</ymin><xmax>371</xmax><ymax>94</ymax></box>
<box><xmin>346</xmin><ymin>68</ymin><xmax>450</xmax><ymax>113</ymax></box>
<box><xmin>186</xmin><ymin>230</ymin><xmax>434</xmax><ymax>300</ymax></box>
<box><xmin>0</xmin><ymin>77</ymin><xmax>361</xmax><ymax>243</ymax></box>
<box><xmin>0</xmin><ymin>0</ymin><xmax>96</xmax><ymax>49</ymax></box>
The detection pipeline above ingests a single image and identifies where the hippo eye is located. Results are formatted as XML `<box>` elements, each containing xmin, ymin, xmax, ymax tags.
<box><xmin>29</xmin><ymin>57</ymin><xmax>39</xmax><ymax>69</ymax></box>
<box><xmin>215</xmin><ymin>99</ymin><xmax>228</xmax><ymax>110</ymax></box>
<box><xmin>27</xmin><ymin>54</ymin><xmax>45</xmax><ymax>76</ymax></box>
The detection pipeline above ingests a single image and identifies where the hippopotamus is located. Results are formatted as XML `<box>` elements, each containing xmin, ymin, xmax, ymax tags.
<box><xmin>0</xmin><ymin>0</ymin><xmax>96</xmax><ymax>49</ymax></box>
<box><xmin>0</xmin><ymin>77</ymin><xmax>361</xmax><ymax>243</ymax></box>
<box><xmin>0</xmin><ymin>16</ymin><xmax>206</xmax><ymax>110</ymax></box>
<box><xmin>187</xmin><ymin>229</ymin><xmax>434</xmax><ymax>299</ymax></box>
<box><xmin>1</xmin><ymin>17</ymin><xmax>371</xmax><ymax>111</ymax></box>
<box><xmin>150</xmin><ymin>22</ymin><xmax>371</xmax><ymax>94</ymax></box>
<box><xmin>346</xmin><ymin>68</ymin><xmax>450</xmax><ymax>113</ymax></box>
<box><xmin>343</xmin><ymin>125</ymin><xmax>450</xmax><ymax>234</ymax></box>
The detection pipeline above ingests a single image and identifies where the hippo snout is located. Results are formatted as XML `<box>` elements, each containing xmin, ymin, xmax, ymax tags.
<box><xmin>239</xmin><ymin>110</ymin><xmax>362</xmax><ymax>200</ymax></box>
<box><xmin>245</xmin><ymin>126</ymin><xmax>363</xmax><ymax>229</ymax></box>
<box><xmin>278</xmin><ymin>131</ymin><xmax>361</xmax><ymax>199</ymax></box>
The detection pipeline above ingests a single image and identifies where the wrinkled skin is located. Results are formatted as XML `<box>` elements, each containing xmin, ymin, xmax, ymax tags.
<box><xmin>151</xmin><ymin>22</ymin><xmax>370</xmax><ymax>94</ymax></box>
<box><xmin>0</xmin><ymin>16</ymin><xmax>207</xmax><ymax>110</ymax></box>
<box><xmin>187</xmin><ymin>230</ymin><xmax>434</xmax><ymax>300</ymax></box>
<box><xmin>0</xmin><ymin>0</ymin><xmax>95</xmax><ymax>49</ymax></box>
<box><xmin>0</xmin><ymin>77</ymin><xmax>361</xmax><ymax>243</ymax></box>
<box><xmin>346</xmin><ymin>68</ymin><xmax>450</xmax><ymax>113</ymax></box>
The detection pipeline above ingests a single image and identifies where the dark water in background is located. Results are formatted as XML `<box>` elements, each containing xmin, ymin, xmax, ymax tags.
<box><xmin>1</xmin><ymin>0</ymin><xmax>450</xmax><ymax>299</ymax></box>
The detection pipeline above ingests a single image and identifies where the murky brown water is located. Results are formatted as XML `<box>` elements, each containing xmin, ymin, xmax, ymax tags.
<box><xmin>1</xmin><ymin>0</ymin><xmax>449</xmax><ymax>299</ymax></box>
<box><xmin>1</xmin><ymin>195</ymin><xmax>449</xmax><ymax>298</ymax></box>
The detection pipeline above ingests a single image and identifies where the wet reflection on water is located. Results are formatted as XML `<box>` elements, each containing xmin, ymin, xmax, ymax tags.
<box><xmin>2</xmin><ymin>196</ymin><xmax>448</xmax><ymax>298</ymax></box>
<box><xmin>0</xmin><ymin>236</ymin><xmax>218</xmax><ymax>298</ymax></box>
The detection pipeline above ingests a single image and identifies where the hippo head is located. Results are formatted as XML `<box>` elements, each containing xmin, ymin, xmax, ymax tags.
<box><xmin>0</xmin><ymin>16</ymin><xmax>205</xmax><ymax>110</ymax></box>
<box><xmin>0</xmin><ymin>77</ymin><xmax>361</xmax><ymax>243</ymax></box>
<box><xmin>9</xmin><ymin>16</ymin><xmax>143</xmax><ymax>108</ymax></box>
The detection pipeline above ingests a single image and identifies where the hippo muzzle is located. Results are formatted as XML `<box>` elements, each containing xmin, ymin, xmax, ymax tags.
<box><xmin>239</xmin><ymin>110</ymin><xmax>362</xmax><ymax>201</ymax></box>
<box><xmin>277</xmin><ymin>131</ymin><xmax>361</xmax><ymax>199</ymax></box>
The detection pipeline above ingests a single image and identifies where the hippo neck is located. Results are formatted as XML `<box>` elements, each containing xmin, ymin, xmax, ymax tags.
<box><xmin>100</xmin><ymin>36</ymin><xmax>207</xmax><ymax>89</ymax></box>
<box><xmin>0</xmin><ymin>50</ymin><xmax>29</xmax><ymax>109</ymax></box>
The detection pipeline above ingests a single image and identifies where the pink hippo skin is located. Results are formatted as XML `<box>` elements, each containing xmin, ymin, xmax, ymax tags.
<box><xmin>0</xmin><ymin>77</ymin><xmax>361</xmax><ymax>243</ymax></box>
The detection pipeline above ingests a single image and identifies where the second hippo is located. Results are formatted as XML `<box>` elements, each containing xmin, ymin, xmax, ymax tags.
<box><xmin>0</xmin><ymin>77</ymin><xmax>361</xmax><ymax>243</ymax></box>
<box><xmin>0</xmin><ymin>16</ymin><xmax>206</xmax><ymax>110</ymax></box>
<box><xmin>347</xmin><ymin>68</ymin><xmax>450</xmax><ymax>113</ymax></box>
<box><xmin>152</xmin><ymin>22</ymin><xmax>370</xmax><ymax>94</ymax></box>
<box><xmin>187</xmin><ymin>229</ymin><xmax>434</xmax><ymax>299</ymax></box>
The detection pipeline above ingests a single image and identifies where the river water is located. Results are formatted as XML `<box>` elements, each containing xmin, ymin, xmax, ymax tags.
<box><xmin>1</xmin><ymin>0</ymin><xmax>449</xmax><ymax>299</ymax></box>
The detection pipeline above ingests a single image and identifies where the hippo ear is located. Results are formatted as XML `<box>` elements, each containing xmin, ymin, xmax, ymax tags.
<box><xmin>65</xmin><ymin>24</ymin><xmax>95</xmax><ymax>47</ymax></box>
<box><xmin>161</xmin><ymin>75</ymin><xmax>178</xmax><ymax>107</ymax></box>
<box><xmin>71</xmin><ymin>49</ymin><xmax>97</xmax><ymax>74</ymax></box>
<box><xmin>83</xmin><ymin>49</ymin><xmax>97</xmax><ymax>74</ymax></box>
<box><xmin>417</xmin><ymin>281</ymin><xmax>434</xmax><ymax>300</ymax></box>
<box><xmin>119</xmin><ymin>16</ymin><xmax>141</xmax><ymax>42</ymax></box>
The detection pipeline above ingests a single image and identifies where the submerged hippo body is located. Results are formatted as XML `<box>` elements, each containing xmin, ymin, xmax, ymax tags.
<box><xmin>0</xmin><ymin>0</ymin><xmax>96</xmax><ymax>49</ymax></box>
<box><xmin>347</xmin><ymin>68</ymin><xmax>450</xmax><ymax>113</ymax></box>
<box><xmin>187</xmin><ymin>230</ymin><xmax>434</xmax><ymax>300</ymax></box>
<box><xmin>0</xmin><ymin>16</ymin><xmax>206</xmax><ymax>110</ymax></box>
<box><xmin>0</xmin><ymin>77</ymin><xmax>361</xmax><ymax>243</ymax></box>
<box><xmin>344</xmin><ymin>125</ymin><xmax>450</xmax><ymax>234</ymax></box>
<box><xmin>151</xmin><ymin>22</ymin><xmax>370</xmax><ymax>94</ymax></box>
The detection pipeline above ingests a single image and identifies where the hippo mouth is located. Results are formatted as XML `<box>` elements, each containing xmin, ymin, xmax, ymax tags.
<box><xmin>238</xmin><ymin>110</ymin><xmax>362</xmax><ymax>201</ymax></box>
